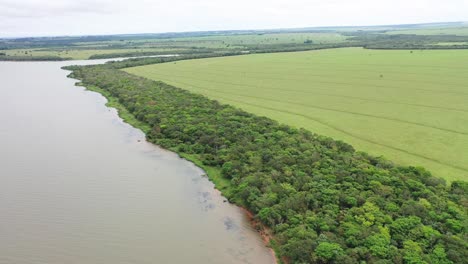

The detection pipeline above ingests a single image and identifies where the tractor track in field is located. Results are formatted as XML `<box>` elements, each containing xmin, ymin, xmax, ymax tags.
<box><xmin>151</xmin><ymin>60</ymin><xmax>468</xmax><ymax>89</ymax></box>
<box><xmin>164</xmin><ymin>78</ymin><xmax>468</xmax><ymax>136</ymax></box>
<box><xmin>215</xmin><ymin>96</ymin><xmax>468</xmax><ymax>173</ymax></box>
<box><xmin>140</xmin><ymin>71</ymin><xmax>468</xmax><ymax>114</ymax></box>
<box><xmin>141</xmin><ymin>67</ymin><xmax>468</xmax><ymax>96</ymax></box>
<box><xmin>150</xmin><ymin>77</ymin><xmax>468</xmax><ymax>173</ymax></box>
<box><xmin>240</xmin><ymin>54</ymin><xmax>468</xmax><ymax>71</ymax></box>
<box><xmin>216</xmin><ymin>62</ymin><xmax>467</xmax><ymax>81</ymax></box>
<box><xmin>181</xmin><ymin>53</ymin><xmax>468</xmax><ymax>77</ymax></box>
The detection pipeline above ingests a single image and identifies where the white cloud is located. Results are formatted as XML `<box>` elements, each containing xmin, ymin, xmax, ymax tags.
<box><xmin>0</xmin><ymin>0</ymin><xmax>467</xmax><ymax>37</ymax></box>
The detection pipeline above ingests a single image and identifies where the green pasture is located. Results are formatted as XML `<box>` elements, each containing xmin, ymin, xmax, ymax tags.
<box><xmin>125</xmin><ymin>47</ymin><xmax>468</xmax><ymax>182</ymax></box>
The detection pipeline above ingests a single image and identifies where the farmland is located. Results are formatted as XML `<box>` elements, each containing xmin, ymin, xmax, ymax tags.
<box><xmin>0</xmin><ymin>32</ymin><xmax>350</xmax><ymax>60</ymax></box>
<box><xmin>4</xmin><ymin>22</ymin><xmax>468</xmax><ymax>61</ymax></box>
<box><xmin>125</xmin><ymin>47</ymin><xmax>468</xmax><ymax>182</ymax></box>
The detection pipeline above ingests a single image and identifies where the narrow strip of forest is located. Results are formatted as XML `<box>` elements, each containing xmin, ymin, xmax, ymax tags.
<box><xmin>63</xmin><ymin>59</ymin><xmax>467</xmax><ymax>264</ymax></box>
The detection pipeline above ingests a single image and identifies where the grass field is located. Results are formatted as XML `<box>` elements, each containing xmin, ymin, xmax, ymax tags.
<box><xmin>125</xmin><ymin>48</ymin><xmax>468</xmax><ymax>182</ymax></box>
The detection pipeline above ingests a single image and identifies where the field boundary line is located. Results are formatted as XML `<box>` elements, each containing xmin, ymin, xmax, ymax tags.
<box><xmin>211</xmin><ymin>95</ymin><xmax>468</xmax><ymax>174</ymax></box>
<box><xmin>144</xmin><ymin>66</ymin><xmax>468</xmax><ymax>96</ymax></box>
<box><xmin>141</xmin><ymin>70</ymin><xmax>468</xmax><ymax>113</ymax></box>
<box><xmin>160</xmin><ymin>78</ymin><xmax>468</xmax><ymax>172</ymax></box>
<box><xmin>145</xmin><ymin>74</ymin><xmax>468</xmax><ymax>135</ymax></box>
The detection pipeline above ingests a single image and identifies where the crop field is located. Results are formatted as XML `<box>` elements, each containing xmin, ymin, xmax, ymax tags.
<box><xmin>125</xmin><ymin>47</ymin><xmax>468</xmax><ymax>182</ymax></box>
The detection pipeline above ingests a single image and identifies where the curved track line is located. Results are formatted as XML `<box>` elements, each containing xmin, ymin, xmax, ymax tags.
<box><xmin>140</xmin><ymin>73</ymin><xmax>468</xmax><ymax>135</ymax></box>
<box><xmin>202</xmin><ymin>88</ymin><xmax>468</xmax><ymax>136</ymax></box>
<box><xmin>151</xmin><ymin>61</ymin><xmax>468</xmax><ymax>90</ymax></box>
<box><xmin>185</xmin><ymin>82</ymin><xmax>468</xmax><ymax>136</ymax></box>
<box><xmin>141</xmin><ymin>71</ymin><xmax>468</xmax><ymax>114</ymax></box>
<box><xmin>142</xmin><ymin>66</ymin><xmax>468</xmax><ymax>96</ymax></box>
<box><xmin>207</xmin><ymin>95</ymin><xmax>468</xmax><ymax>174</ymax></box>
<box><xmin>200</xmin><ymin>63</ymin><xmax>468</xmax><ymax>84</ymax></box>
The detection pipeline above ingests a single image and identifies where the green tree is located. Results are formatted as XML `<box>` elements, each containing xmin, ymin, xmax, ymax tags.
<box><xmin>314</xmin><ymin>242</ymin><xmax>344</xmax><ymax>262</ymax></box>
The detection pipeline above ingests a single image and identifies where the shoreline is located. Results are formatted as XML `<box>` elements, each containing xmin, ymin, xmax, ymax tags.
<box><xmin>209</xmin><ymin>186</ymin><xmax>280</xmax><ymax>264</ymax></box>
<box><xmin>64</xmin><ymin>60</ymin><xmax>468</xmax><ymax>264</ymax></box>
<box><xmin>239</xmin><ymin>207</ymin><xmax>281</xmax><ymax>264</ymax></box>
<box><xmin>71</xmin><ymin>76</ymin><xmax>281</xmax><ymax>263</ymax></box>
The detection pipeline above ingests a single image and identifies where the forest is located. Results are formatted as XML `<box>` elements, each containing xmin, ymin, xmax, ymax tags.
<box><xmin>64</xmin><ymin>62</ymin><xmax>467</xmax><ymax>264</ymax></box>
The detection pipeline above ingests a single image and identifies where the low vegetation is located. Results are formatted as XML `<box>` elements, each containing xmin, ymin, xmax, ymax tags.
<box><xmin>65</xmin><ymin>62</ymin><xmax>467</xmax><ymax>264</ymax></box>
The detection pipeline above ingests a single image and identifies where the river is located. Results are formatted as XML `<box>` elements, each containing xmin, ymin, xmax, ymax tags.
<box><xmin>0</xmin><ymin>59</ymin><xmax>275</xmax><ymax>264</ymax></box>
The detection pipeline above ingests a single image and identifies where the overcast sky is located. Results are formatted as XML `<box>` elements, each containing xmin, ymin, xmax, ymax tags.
<box><xmin>1</xmin><ymin>0</ymin><xmax>467</xmax><ymax>37</ymax></box>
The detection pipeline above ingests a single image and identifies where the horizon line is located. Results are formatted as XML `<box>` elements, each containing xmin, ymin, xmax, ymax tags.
<box><xmin>1</xmin><ymin>20</ymin><xmax>466</xmax><ymax>40</ymax></box>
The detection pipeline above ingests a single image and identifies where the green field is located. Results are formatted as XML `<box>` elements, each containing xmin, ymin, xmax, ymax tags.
<box><xmin>125</xmin><ymin>47</ymin><xmax>468</xmax><ymax>182</ymax></box>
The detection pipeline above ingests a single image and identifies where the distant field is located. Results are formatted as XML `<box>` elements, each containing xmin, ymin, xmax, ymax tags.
<box><xmin>3</xmin><ymin>48</ymin><xmax>179</xmax><ymax>60</ymax></box>
<box><xmin>1</xmin><ymin>32</ymin><xmax>350</xmax><ymax>60</ymax></box>
<box><xmin>125</xmin><ymin>48</ymin><xmax>468</xmax><ymax>182</ymax></box>
<box><xmin>101</xmin><ymin>32</ymin><xmax>349</xmax><ymax>49</ymax></box>
<box><xmin>386</xmin><ymin>26</ymin><xmax>468</xmax><ymax>36</ymax></box>
<box><xmin>163</xmin><ymin>32</ymin><xmax>349</xmax><ymax>48</ymax></box>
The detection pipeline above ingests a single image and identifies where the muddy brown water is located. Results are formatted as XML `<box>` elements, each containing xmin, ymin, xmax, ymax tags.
<box><xmin>0</xmin><ymin>59</ymin><xmax>275</xmax><ymax>264</ymax></box>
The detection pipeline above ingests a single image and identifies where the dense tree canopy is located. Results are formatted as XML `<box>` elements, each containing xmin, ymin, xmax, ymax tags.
<box><xmin>65</xmin><ymin>63</ymin><xmax>467</xmax><ymax>264</ymax></box>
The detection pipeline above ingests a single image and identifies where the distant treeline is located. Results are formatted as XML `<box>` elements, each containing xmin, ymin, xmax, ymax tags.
<box><xmin>86</xmin><ymin>34</ymin><xmax>468</xmax><ymax>60</ymax></box>
<box><xmin>247</xmin><ymin>43</ymin><xmax>361</xmax><ymax>54</ymax></box>
<box><xmin>348</xmin><ymin>33</ymin><xmax>468</xmax><ymax>49</ymax></box>
<box><xmin>247</xmin><ymin>32</ymin><xmax>468</xmax><ymax>51</ymax></box>
<box><xmin>87</xmin><ymin>48</ymin><xmax>228</xmax><ymax>59</ymax></box>
<box><xmin>0</xmin><ymin>55</ymin><xmax>69</xmax><ymax>61</ymax></box>
<box><xmin>65</xmin><ymin>61</ymin><xmax>467</xmax><ymax>264</ymax></box>
<box><xmin>100</xmin><ymin>52</ymin><xmax>244</xmax><ymax>68</ymax></box>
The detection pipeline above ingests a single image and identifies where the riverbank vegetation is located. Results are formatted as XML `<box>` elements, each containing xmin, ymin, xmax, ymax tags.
<box><xmin>65</xmin><ymin>63</ymin><xmax>467</xmax><ymax>264</ymax></box>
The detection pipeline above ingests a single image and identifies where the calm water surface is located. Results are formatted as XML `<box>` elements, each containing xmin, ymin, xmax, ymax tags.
<box><xmin>0</xmin><ymin>60</ymin><xmax>275</xmax><ymax>264</ymax></box>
